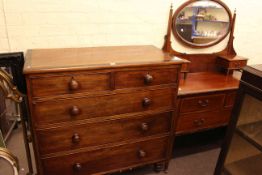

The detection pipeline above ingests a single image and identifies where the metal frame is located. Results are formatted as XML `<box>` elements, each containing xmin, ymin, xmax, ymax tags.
<box><xmin>0</xmin><ymin>52</ymin><xmax>33</xmax><ymax>175</ymax></box>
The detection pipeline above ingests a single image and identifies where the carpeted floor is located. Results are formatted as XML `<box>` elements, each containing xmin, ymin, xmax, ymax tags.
<box><xmin>5</xmin><ymin>125</ymin><xmax>220</xmax><ymax>175</ymax></box>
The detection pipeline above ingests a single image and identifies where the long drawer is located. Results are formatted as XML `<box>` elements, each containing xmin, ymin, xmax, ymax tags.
<box><xmin>41</xmin><ymin>136</ymin><xmax>169</xmax><ymax>175</ymax></box>
<box><xmin>32</xmin><ymin>88</ymin><xmax>174</xmax><ymax>126</ymax></box>
<box><xmin>115</xmin><ymin>67</ymin><xmax>179</xmax><ymax>89</ymax></box>
<box><xmin>176</xmin><ymin>109</ymin><xmax>231</xmax><ymax>134</ymax></box>
<box><xmin>36</xmin><ymin>112</ymin><xmax>172</xmax><ymax>155</ymax></box>
<box><xmin>30</xmin><ymin>72</ymin><xmax>111</xmax><ymax>97</ymax></box>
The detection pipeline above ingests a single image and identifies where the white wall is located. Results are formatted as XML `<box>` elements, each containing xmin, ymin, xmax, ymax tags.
<box><xmin>0</xmin><ymin>0</ymin><xmax>261</xmax><ymax>64</ymax></box>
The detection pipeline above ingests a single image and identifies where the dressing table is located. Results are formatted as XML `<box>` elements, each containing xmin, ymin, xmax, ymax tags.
<box><xmin>162</xmin><ymin>0</ymin><xmax>248</xmax><ymax>136</ymax></box>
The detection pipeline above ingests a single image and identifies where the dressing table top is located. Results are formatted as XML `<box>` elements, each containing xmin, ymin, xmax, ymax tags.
<box><xmin>178</xmin><ymin>71</ymin><xmax>240</xmax><ymax>96</ymax></box>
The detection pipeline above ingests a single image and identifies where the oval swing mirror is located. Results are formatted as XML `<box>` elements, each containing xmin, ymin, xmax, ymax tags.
<box><xmin>173</xmin><ymin>0</ymin><xmax>232</xmax><ymax>48</ymax></box>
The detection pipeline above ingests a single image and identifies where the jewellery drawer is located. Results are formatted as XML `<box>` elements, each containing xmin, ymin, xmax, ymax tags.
<box><xmin>36</xmin><ymin>112</ymin><xmax>172</xmax><ymax>155</ymax></box>
<box><xmin>29</xmin><ymin>72</ymin><xmax>110</xmax><ymax>97</ymax></box>
<box><xmin>228</xmin><ymin>60</ymin><xmax>247</xmax><ymax>69</ymax></box>
<box><xmin>41</xmin><ymin>136</ymin><xmax>168</xmax><ymax>175</ymax></box>
<box><xmin>33</xmin><ymin>88</ymin><xmax>174</xmax><ymax>126</ymax></box>
<box><xmin>115</xmin><ymin>67</ymin><xmax>179</xmax><ymax>89</ymax></box>
<box><xmin>176</xmin><ymin>109</ymin><xmax>231</xmax><ymax>134</ymax></box>
<box><xmin>180</xmin><ymin>93</ymin><xmax>225</xmax><ymax>114</ymax></box>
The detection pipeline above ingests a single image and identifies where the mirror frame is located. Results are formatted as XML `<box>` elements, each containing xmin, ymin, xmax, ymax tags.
<box><xmin>172</xmin><ymin>0</ymin><xmax>233</xmax><ymax>48</ymax></box>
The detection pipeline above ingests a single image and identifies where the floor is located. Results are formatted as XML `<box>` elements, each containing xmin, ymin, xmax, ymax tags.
<box><xmin>4</xmin><ymin>125</ymin><xmax>221</xmax><ymax>175</ymax></box>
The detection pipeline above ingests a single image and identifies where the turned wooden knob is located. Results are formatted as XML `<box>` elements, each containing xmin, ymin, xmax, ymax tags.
<box><xmin>141</xmin><ymin>123</ymin><xmax>149</xmax><ymax>131</ymax></box>
<box><xmin>142</xmin><ymin>98</ymin><xmax>151</xmax><ymax>107</ymax></box>
<box><xmin>138</xmin><ymin>150</ymin><xmax>146</xmax><ymax>158</ymax></box>
<box><xmin>73</xmin><ymin>163</ymin><xmax>82</xmax><ymax>172</ymax></box>
<box><xmin>70</xmin><ymin>106</ymin><xmax>80</xmax><ymax>116</ymax></box>
<box><xmin>144</xmin><ymin>74</ymin><xmax>153</xmax><ymax>85</ymax></box>
<box><xmin>72</xmin><ymin>133</ymin><xmax>80</xmax><ymax>144</ymax></box>
<box><xmin>193</xmin><ymin>118</ymin><xmax>205</xmax><ymax>127</ymax></box>
<box><xmin>198</xmin><ymin>99</ymin><xmax>209</xmax><ymax>107</ymax></box>
<box><xmin>69</xmin><ymin>78</ymin><xmax>80</xmax><ymax>90</ymax></box>
<box><xmin>234</xmin><ymin>62</ymin><xmax>240</xmax><ymax>68</ymax></box>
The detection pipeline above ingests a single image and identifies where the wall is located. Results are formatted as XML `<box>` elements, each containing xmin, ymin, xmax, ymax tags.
<box><xmin>0</xmin><ymin>0</ymin><xmax>261</xmax><ymax>64</ymax></box>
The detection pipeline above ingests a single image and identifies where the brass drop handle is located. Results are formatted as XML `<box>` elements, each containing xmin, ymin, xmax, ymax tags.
<box><xmin>198</xmin><ymin>99</ymin><xmax>209</xmax><ymax>107</ymax></box>
<box><xmin>73</xmin><ymin>163</ymin><xmax>82</xmax><ymax>172</ymax></box>
<box><xmin>70</xmin><ymin>106</ymin><xmax>80</xmax><ymax>116</ymax></box>
<box><xmin>142</xmin><ymin>98</ymin><xmax>151</xmax><ymax>107</ymax></box>
<box><xmin>138</xmin><ymin>149</ymin><xmax>147</xmax><ymax>158</ymax></box>
<box><xmin>144</xmin><ymin>74</ymin><xmax>153</xmax><ymax>85</ymax></box>
<box><xmin>69</xmin><ymin>78</ymin><xmax>80</xmax><ymax>90</ymax></box>
<box><xmin>141</xmin><ymin>123</ymin><xmax>149</xmax><ymax>132</ymax></box>
<box><xmin>72</xmin><ymin>133</ymin><xmax>80</xmax><ymax>144</ymax></box>
<box><xmin>193</xmin><ymin>119</ymin><xmax>205</xmax><ymax>127</ymax></box>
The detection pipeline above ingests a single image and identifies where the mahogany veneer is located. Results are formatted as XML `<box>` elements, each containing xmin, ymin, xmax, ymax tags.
<box><xmin>24</xmin><ymin>45</ymin><xmax>183</xmax><ymax>175</ymax></box>
<box><xmin>175</xmin><ymin>72</ymin><xmax>239</xmax><ymax>135</ymax></box>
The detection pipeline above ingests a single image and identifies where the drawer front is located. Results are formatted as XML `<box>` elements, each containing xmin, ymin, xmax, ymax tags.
<box><xmin>37</xmin><ymin>112</ymin><xmax>172</xmax><ymax>155</ymax></box>
<box><xmin>115</xmin><ymin>68</ymin><xmax>179</xmax><ymax>89</ymax></box>
<box><xmin>33</xmin><ymin>88</ymin><xmax>174</xmax><ymax>126</ymax></box>
<box><xmin>42</xmin><ymin>136</ymin><xmax>168</xmax><ymax>175</ymax></box>
<box><xmin>30</xmin><ymin>72</ymin><xmax>110</xmax><ymax>97</ymax></box>
<box><xmin>180</xmin><ymin>94</ymin><xmax>225</xmax><ymax>114</ymax></box>
<box><xmin>224</xmin><ymin>92</ymin><xmax>237</xmax><ymax>107</ymax></box>
<box><xmin>176</xmin><ymin>109</ymin><xmax>231</xmax><ymax>134</ymax></box>
<box><xmin>229</xmin><ymin>60</ymin><xmax>247</xmax><ymax>69</ymax></box>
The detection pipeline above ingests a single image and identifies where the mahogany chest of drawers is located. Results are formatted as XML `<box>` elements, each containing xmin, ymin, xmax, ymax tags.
<box><xmin>24</xmin><ymin>45</ymin><xmax>183</xmax><ymax>175</ymax></box>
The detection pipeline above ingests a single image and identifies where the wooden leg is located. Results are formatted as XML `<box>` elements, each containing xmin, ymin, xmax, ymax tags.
<box><xmin>154</xmin><ymin>162</ymin><xmax>165</xmax><ymax>173</ymax></box>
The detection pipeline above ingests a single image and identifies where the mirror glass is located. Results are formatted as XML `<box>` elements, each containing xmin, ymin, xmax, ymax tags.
<box><xmin>173</xmin><ymin>0</ymin><xmax>231</xmax><ymax>47</ymax></box>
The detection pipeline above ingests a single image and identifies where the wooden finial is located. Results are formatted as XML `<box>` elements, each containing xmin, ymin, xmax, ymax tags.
<box><xmin>226</xmin><ymin>8</ymin><xmax>237</xmax><ymax>56</ymax></box>
<box><xmin>162</xmin><ymin>3</ymin><xmax>174</xmax><ymax>53</ymax></box>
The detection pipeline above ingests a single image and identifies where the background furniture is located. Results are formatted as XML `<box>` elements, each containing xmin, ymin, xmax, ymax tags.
<box><xmin>215</xmin><ymin>65</ymin><xmax>262</xmax><ymax>175</ymax></box>
<box><xmin>163</xmin><ymin>0</ymin><xmax>248</xmax><ymax>140</ymax></box>
<box><xmin>0</xmin><ymin>52</ymin><xmax>33</xmax><ymax>175</ymax></box>
<box><xmin>24</xmin><ymin>45</ymin><xmax>184</xmax><ymax>175</ymax></box>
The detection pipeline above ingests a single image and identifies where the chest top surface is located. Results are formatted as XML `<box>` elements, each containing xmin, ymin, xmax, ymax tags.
<box><xmin>24</xmin><ymin>45</ymin><xmax>184</xmax><ymax>74</ymax></box>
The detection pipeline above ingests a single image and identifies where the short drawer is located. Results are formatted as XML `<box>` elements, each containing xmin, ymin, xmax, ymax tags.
<box><xmin>36</xmin><ymin>112</ymin><xmax>172</xmax><ymax>155</ymax></box>
<box><xmin>33</xmin><ymin>88</ymin><xmax>174</xmax><ymax>126</ymax></box>
<box><xmin>229</xmin><ymin>60</ymin><xmax>247</xmax><ymax>69</ymax></box>
<box><xmin>115</xmin><ymin>67</ymin><xmax>179</xmax><ymax>89</ymax></box>
<box><xmin>42</xmin><ymin>136</ymin><xmax>168</xmax><ymax>175</ymax></box>
<box><xmin>30</xmin><ymin>72</ymin><xmax>110</xmax><ymax>97</ymax></box>
<box><xmin>176</xmin><ymin>109</ymin><xmax>231</xmax><ymax>134</ymax></box>
<box><xmin>180</xmin><ymin>94</ymin><xmax>225</xmax><ymax>114</ymax></box>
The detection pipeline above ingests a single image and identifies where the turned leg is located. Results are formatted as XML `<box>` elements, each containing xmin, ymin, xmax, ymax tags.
<box><xmin>154</xmin><ymin>162</ymin><xmax>165</xmax><ymax>173</ymax></box>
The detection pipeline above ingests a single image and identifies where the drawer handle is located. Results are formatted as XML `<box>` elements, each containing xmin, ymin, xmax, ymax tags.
<box><xmin>70</xmin><ymin>106</ymin><xmax>81</xmax><ymax>116</ymax></box>
<box><xmin>73</xmin><ymin>163</ymin><xmax>82</xmax><ymax>172</ymax></box>
<box><xmin>69</xmin><ymin>78</ymin><xmax>80</xmax><ymax>91</ymax></box>
<box><xmin>144</xmin><ymin>74</ymin><xmax>153</xmax><ymax>85</ymax></box>
<box><xmin>141</xmin><ymin>123</ymin><xmax>149</xmax><ymax>132</ymax></box>
<box><xmin>138</xmin><ymin>149</ymin><xmax>147</xmax><ymax>158</ymax></box>
<box><xmin>198</xmin><ymin>99</ymin><xmax>209</xmax><ymax>107</ymax></box>
<box><xmin>234</xmin><ymin>62</ymin><xmax>240</xmax><ymax>68</ymax></box>
<box><xmin>193</xmin><ymin>119</ymin><xmax>205</xmax><ymax>127</ymax></box>
<box><xmin>72</xmin><ymin>133</ymin><xmax>80</xmax><ymax>144</ymax></box>
<box><xmin>142</xmin><ymin>98</ymin><xmax>151</xmax><ymax>107</ymax></box>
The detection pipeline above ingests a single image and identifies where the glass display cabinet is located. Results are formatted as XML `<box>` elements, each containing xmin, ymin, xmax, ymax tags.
<box><xmin>215</xmin><ymin>65</ymin><xmax>262</xmax><ymax>175</ymax></box>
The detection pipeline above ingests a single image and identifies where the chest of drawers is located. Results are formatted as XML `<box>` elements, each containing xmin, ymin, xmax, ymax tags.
<box><xmin>24</xmin><ymin>45</ymin><xmax>183</xmax><ymax>175</ymax></box>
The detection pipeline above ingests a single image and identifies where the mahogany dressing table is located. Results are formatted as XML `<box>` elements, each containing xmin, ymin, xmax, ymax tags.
<box><xmin>162</xmin><ymin>0</ymin><xmax>248</xmax><ymax>136</ymax></box>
